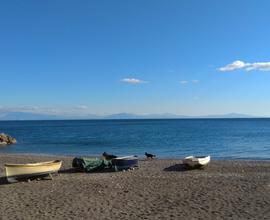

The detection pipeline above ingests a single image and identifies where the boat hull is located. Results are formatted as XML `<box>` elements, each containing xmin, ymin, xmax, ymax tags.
<box><xmin>5</xmin><ymin>160</ymin><xmax>62</xmax><ymax>183</ymax></box>
<box><xmin>182</xmin><ymin>156</ymin><xmax>211</xmax><ymax>168</ymax></box>
<box><xmin>112</xmin><ymin>156</ymin><xmax>138</xmax><ymax>171</ymax></box>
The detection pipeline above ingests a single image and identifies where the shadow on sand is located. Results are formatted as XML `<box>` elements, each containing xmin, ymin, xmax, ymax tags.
<box><xmin>0</xmin><ymin>176</ymin><xmax>8</xmax><ymax>185</ymax></box>
<box><xmin>59</xmin><ymin>168</ymin><xmax>116</xmax><ymax>174</ymax></box>
<box><xmin>0</xmin><ymin>168</ymin><xmax>118</xmax><ymax>185</ymax></box>
<box><xmin>164</xmin><ymin>163</ymin><xmax>206</xmax><ymax>172</ymax></box>
<box><xmin>164</xmin><ymin>163</ymin><xmax>207</xmax><ymax>172</ymax></box>
<box><xmin>163</xmin><ymin>163</ymin><xmax>190</xmax><ymax>172</ymax></box>
<box><xmin>0</xmin><ymin>174</ymin><xmax>59</xmax><ymax>185</ymax></box>
<box><xmin>59</xmin><ymin>168</ymin><xmax>77</xmax><ymax>174</ymax></box>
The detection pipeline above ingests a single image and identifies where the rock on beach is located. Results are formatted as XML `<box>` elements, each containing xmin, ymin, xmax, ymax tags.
<box><xmin>0</xmin><ymin>133</ymin><xmax>17</xmax><ymax>146</ymax></box>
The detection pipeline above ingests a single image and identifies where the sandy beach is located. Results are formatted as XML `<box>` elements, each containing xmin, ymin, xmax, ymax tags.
<box><xmin>0</xmin><ymin>154</ymin><xmax>269</xmax><ymax>220</ymax></box>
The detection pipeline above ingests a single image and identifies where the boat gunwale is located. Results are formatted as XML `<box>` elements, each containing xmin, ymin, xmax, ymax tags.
<box><xmin>113</xmin><ymin>156</ymin><xmax>138</xmax><ymax>160</ymax></box>
<box><xmin>183</xmin><ymin>156</ymin><xmax>211</xmax><ymax>167</ymax></box>
<box><xmin>4</xmin><ymin>160</ymin><xmax>62</xmax><ymax>167</ymax></box>
<box><xmin>183</xmin><ymin>156</ymin><xmax>210</xmax><ymax>161</ymax></box>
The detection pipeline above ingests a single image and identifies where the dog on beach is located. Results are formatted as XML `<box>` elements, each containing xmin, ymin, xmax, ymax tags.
<box><xmin>145</xmin><ymin>152</ymin><xmax>156</xmax><ymax>159</ymax></box>
<box><xmin>102</xmin><ymin>152</ymin><xmax>117</xmax><ymax>160</ymax></box>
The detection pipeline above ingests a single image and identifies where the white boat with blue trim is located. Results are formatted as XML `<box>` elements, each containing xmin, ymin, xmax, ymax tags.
<box><xmin>112</xmin><ymin>155</ymin><xmax>138</xmax><ymax>171</ymax></box>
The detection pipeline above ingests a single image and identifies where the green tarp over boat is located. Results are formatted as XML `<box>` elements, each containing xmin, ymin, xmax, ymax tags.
<box><xmin>72</xmin><ymin>157</ymin><xmax>112</xmax><ymax>172</ymax></box>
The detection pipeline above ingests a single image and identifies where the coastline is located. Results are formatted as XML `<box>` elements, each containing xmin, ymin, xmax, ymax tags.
<box><xmin>0</xmin><ymin>152</ymin><xmax>269</xmax><ymax>161</ymax></box>
<box><xmin>0</xmin><ymin>153</ymin><xmax>269</xmax><ymax>219</ymax></box>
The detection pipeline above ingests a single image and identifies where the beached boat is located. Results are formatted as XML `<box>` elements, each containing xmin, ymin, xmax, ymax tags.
<box><xmin>5</xmin><ymin>160</ymin><xmax>62</xmax><ymax>183</ymax></box>
<box><xmin>182</xmin><ymin>156</ymin><xmax>210</xmax><ymax>168</ymax></box>
<box><xmin>112</xmin><ymin>156</ymin><xmax>138</xmax><ymax>171</ymax></box>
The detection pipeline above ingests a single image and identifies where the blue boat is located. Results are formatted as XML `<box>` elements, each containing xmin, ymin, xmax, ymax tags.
<box><xmin>112</xmin><ymin>156</ymin><xmax>138</xmax><ymax>171</ymax></box>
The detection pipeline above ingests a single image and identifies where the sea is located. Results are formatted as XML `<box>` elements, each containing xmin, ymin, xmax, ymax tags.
<box><xmin>0</xmin><ymin>119</ymin><xmax>269</xmax><ymax>160</ymax></box>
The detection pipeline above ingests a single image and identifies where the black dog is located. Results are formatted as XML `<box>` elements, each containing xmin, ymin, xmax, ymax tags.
<box><xmin>145</xmin><ymin>152</ymin><xmax>156</xmax><ymax>159</ymax></box>
<box><xmin>102</xmin><ymin>152</ymin><xmax>117</xmax><ymax>160</ymax></box>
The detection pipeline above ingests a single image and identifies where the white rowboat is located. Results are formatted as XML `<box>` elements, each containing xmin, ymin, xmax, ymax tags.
<box><xmin>5</xmin><ymin>160</ymin><xmax>62</xmax><ymax>183</ymax></box>
<box><xmin>182</xmin><ymin>156</ymin><xmax>211</xmax><ymax>168</ymax></box>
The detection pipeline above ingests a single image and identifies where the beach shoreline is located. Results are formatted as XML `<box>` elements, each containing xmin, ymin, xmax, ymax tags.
<box><xmin>1</xmin><ymin>152</ymin><xmax>269</xmax><ymax>161</ymax></box>
<box><xmin>0</xmin><ymin>153</ymin><xmax>269</xmax><ymax>219</ymax></box>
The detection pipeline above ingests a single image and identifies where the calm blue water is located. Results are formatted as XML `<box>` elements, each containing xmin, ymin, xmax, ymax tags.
<box><xmin>0</xmin><ymin>119</ymin><xmax>269</xmax><ymax>159</ymax></box>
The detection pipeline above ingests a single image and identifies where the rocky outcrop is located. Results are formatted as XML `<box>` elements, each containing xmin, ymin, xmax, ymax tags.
<box><xmin>0</xmin><ymin>133</ymin><xmax>17</xmax><ymax>146</ymax></box>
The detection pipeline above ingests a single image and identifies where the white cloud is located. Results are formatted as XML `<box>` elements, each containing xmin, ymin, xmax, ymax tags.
<box><xmin>75</xmin><ymin>105</ymin><xmax>88</xmax><ymax>110</ymax></box>
<box><xmin>245</xmin><ymin>62</ymin><xmax>270</xmax><ymax>71</ymax></box>
<box><xmin>180</xmin><ymin>80</ymin><xmax>199</xmax><ymax>84</ymax></box>
<box><xmin>219</xmin><ymin>60</ymin><xmax>270</xmax><ymax>72</ymax></box>
<box><xmin>46</xmin><ymin>108</ymin><xmax>58</xmax><ymax>113</ymax></box>
<box><xmin>5</xmin><ymin>106</ymin><xmax>40</xmax><ymax>111</ymax></box>
<box><xmin>121</xmin><ymin>78</ymin><xmax>146</xmax><ymax>84</ymax></box>
<box><xmin>219</xmin><ymin>60</ymin><xmax>248</xmax><ymax>72</ymax></box>
<box><xmin>0</xmin><ymin>106</ymin><xmax>59</xmax><ymax>114</ymax></box>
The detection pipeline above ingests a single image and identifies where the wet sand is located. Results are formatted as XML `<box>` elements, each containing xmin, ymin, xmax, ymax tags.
<box><xmin>0</xmin><ymin>154</ymin><xmax>269</xmax><ymax>219</ymax></box>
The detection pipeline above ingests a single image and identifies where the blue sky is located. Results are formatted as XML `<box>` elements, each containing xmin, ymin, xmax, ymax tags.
<box><xmin>1</xmin><ymin>0</ymin><xmax>270</xmax><ymax>116</ymax></box>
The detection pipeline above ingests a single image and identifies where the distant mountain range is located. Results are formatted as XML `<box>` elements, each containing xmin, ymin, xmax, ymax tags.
<box><xmin>0</xmin><ymin>111</ymin><xmax>258</xmax><ymax>121</ymax></box>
